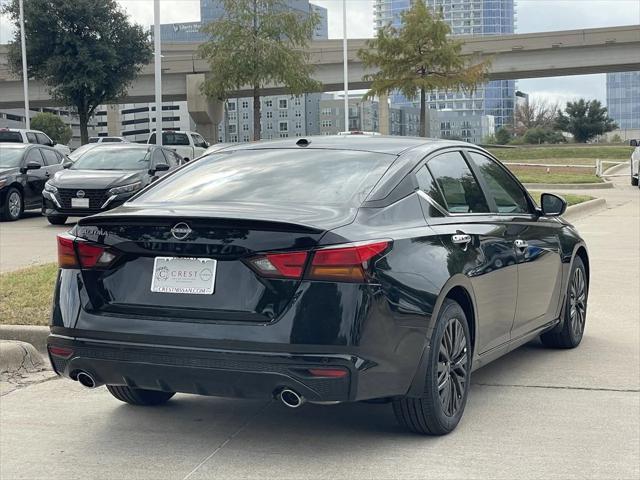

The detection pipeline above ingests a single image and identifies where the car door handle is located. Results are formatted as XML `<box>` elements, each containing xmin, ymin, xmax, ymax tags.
<box><xmin>452</xmin><ymin>234</ymin><xmax>472</xmax><ymax>245</ymax></box>
<box><xmin>514</xmin><ymin>239</ymin><xmax>528</xmax><ymax>249</ymax></box>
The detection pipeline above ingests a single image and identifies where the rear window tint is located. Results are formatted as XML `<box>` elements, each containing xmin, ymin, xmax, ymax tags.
<box><xmin>133</xmin><ymin>149</ymin><xmax>395</xmax><ymax>207</ymax></box>
<box><xmin>0</xmin><ymin>131</ymin><xmax>23</xmax><ymax>142</ymax></box>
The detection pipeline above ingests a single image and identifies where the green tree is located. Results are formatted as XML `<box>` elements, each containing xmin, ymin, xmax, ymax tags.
<box><xmin>2</xmin><ymin>0</ymin><xmax>151</xmax><ymax>144</ymax></box>
<box><xmin>523</xmin><ymin>127</ymin><xmax>566</xmax><ymax>144</ymax></box>
<box><xmin>31</xmin><ymin>112</ymin><xmax>73</xmax><ymax>145</ymax></box>
<box><xmin>555</xmin><ymin>99</ymin><xmax>617</xmax><ymax>143</ymax></box>
<box><xmin>199</xmin><ymin>0</ymin><xmax>321</xmax><ymax>141</ymax></box>
<box><xmin>358</xmin><ymin>1</ymin><xmax>489</xmax><ymax>137</ymax></box>
<box><xmin>495</xmin><ymin>127</ymin><xmax>512</xmax><ymax>145</ymax></box>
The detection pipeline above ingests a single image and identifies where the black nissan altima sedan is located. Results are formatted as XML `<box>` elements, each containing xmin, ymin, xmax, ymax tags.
<box><xmin>42</xmin><ymin>144</ymin><xmax>181</xmax><ymax>225</ymax></box>
<box><xmin>47</xmin><ymin>136</ymin><xmax>589</xmax><ymax>435</ymax></box>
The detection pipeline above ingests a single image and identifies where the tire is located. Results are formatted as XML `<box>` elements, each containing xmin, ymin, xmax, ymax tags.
<box><xmin>392</xmin><ymin>299</ymin><xmax>471</xmax><ymax>435</ymax></box>
<box><xmin>47</xmin><ymin>215</ymin><xmax>68</xmax><ymax>225</ymax></box>
<box><xmin>540</xmin><ymin>256</ymin><xmax>588</xmax><ymax>349</ymax></box>
<box><xmin>1</xmin><ymin>187</ymin><xmax>23</xmax><ymax>221</ymax></box>
<box><xmin>106</xmin><ymin>385</ymin><xmax>175</xmax><ymax>406</ymax></box>
<box><xmin>631</xmin><ymin>176</ymin><xmax>638</xmax><ymax>186</ymax></box>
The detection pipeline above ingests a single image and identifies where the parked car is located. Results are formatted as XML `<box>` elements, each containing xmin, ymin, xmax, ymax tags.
<box><xmin>147</xmin><ymin>130</ymin><xmax>209</xmax><ymax>162</ymax></box>
<box><xmin>88</xmin><ymin>136</ymin><xmax>128</xmax><ymax>144</ymax></box>
<box><xmin>67</xmin><ymin>143</ymin><xmax>101</xmax><ymax>162</ymax></box>
<box><xmin>42</xmin><ymin>144</ymin><xmax>181</xmax><ymax>225</ymax></box>
<box><xmin>195</xmin><ymin>142</ymin><xmax>236</xmax><ymax>160</ymax></box>
<box><xmin>48</xmin><ymin>136</ymin><xmax>589</xmax><ymax>435</ymax></box>
<box><xmin>0</xmin><ymin>127</ymin><xmax>72</xmax><ymax>156</ymax></box>
<box><xmin>630</xmin><ymin>139</ymin><xmax>639</xmax><ymax>187</ymax></box>
<box><xmin>0</xmin><ymin>143</ymin><xmax>65</xmax><ymax>221</ymax></box>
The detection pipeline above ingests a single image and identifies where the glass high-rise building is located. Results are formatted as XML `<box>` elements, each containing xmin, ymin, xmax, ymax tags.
<box><xmin>606</xmin><ymin>72</ymin><xmax>640</xmax><ymax>130</ymax></box>
<box><xmin>373</xmin><ymin>0</ymin><xmax>516</xmax><ymax>129</ymax></box>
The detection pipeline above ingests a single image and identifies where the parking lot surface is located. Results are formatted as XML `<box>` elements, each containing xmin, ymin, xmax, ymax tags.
<box><xmin>0</xmin><ymin>185</ymin><xmax>638</xmax><ymax>480</ymax></box>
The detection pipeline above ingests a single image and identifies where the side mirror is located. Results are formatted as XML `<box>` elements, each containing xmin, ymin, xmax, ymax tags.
<box><xmin>631</xmin><ymin>139</ymin><xmax>638</xmax><ymax>147</ymax></box>
<box><xmin>183</xmin><ymin>157</ymin><xmax>190</xmax><ymax>163</ymax></box>
<box><xmin>20</xmin><ymin>161</ymin><xmax>42</xmax><ymax>173</ymax></box>
<box><xmin>540</xmin><ymin>193</ymin><xmax>567</xmax><ymax>217</ymax></box>
<box><xmin>149</xmin><ymin>163</ymin><xmax>170</xmax><ymax>175</ymax></box>
<box><xmin>63</xmin><ymin>161</ymin><xmax>73</xmax><ymax>169</ymax></box>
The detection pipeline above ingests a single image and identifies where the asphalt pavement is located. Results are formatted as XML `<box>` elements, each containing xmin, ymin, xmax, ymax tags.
<box><xmin>0</xmin><ymin>182</ymin><xmax>638</xmax><ymax>480</ymax></box>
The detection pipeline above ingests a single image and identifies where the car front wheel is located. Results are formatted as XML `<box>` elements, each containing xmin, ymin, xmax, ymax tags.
<box><xmin>392</xmin><ymin>298</ymin><xmax>471</xmax><ymax>435</ymax></box>
<box><xmin>1</xmin><ymin>187</ymin><xmax>23</xmax><ymax>221</ymax></box>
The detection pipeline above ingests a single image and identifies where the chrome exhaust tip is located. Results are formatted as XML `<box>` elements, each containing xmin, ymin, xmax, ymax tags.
<box><xmin>279</xmin><ymin>389</ymin><xmax>305</xmax><ymax>408</ymax></box>
<box><xmin>76</xmin><ymin>371</ymin><xmax>97</xmax><ymax>389</ymax></box>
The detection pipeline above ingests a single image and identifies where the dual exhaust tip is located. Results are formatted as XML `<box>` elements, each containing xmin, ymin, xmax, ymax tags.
<box><xmin>279</xmin><ymin>388</ymin><xmax>305</xmax><ymax>408</ymax></box>
<box><xmin>76</xmin><ymin>371</ymin><xmax>99</xmax><ymax>389</ymax></box>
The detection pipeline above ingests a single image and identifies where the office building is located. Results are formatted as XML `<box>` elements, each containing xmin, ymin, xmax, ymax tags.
<box><xmin>373</xmin><ymin>0</ymin><xmax>516</xmax><ymax>130</ymax></box>
<box><xmin>606</xmin><ymin>71</ymin><xmax>640</xmax><ymax>130</ymax></box>
<box><xmin>429</xmin><ymin>110</ymin><xmax>495</xmax><ymax>144</ymax></box>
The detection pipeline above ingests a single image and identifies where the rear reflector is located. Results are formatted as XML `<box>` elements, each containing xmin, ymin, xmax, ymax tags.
<box><xmin>57</xmin><ymin>234</ymin><xmax>117</xmax><ymax>269</ymax></box>
<box><xmin>48</xmin><ymin>345</ymin><xmax>73</xmax><ymax>358</ymax></box>
<box><xmin>307</xmin><ymin>368</ymin><xmax>348</xmax><ymax>378</ymax></box>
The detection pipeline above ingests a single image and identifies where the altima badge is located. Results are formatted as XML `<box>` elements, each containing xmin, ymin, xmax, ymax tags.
<box><xmin>76</xmin><ymin>190</ymin><xmax>85</xmax><ymax>198</ymax></box>
<box><xmin>170</xmin><ymin>222</ymin><xmax>192</xmax><ymax>240</ymax></box>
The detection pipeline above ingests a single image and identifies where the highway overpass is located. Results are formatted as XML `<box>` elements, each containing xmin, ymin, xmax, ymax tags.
<box><xmin>1</xmin><ymin>25</ymin><xmax>638</xmax><ymax>137</ymax></box>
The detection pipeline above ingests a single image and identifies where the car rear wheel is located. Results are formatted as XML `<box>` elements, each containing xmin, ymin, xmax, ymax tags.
<box><xmin>631</xmin><ymin>176</ymin><xmax>638</xmax><ymax>186</ymax></box>
<box><xmin>392</xmin><ymin>299</ymin><xmax>471</xmax><ymax>435</ymax></box>
<box><xmin>1</xmin><ymin>188</ymin><xmax>23</xmax><ymax>221</ymax></box>
<box><xmin>47</xmin><ymin>215</ymin><xmax>68</xmax><ymax>225</ymax></box>
<box><xmin>106</xmin><ymin>385</ymin><xmax>175</xmax><ymax>406</ymax></box>
<box><xmin>541</xmin><ymin>256</ymin><xmax>588</xmax><ymax>349</ymax></box>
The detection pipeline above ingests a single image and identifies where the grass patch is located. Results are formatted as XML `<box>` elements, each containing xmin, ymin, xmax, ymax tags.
<box><xmin>508</xmin><ymin>166</ymin><xmax>602</xmax><ymax>184</ymax></box>
<box><xmin>0</xmin><ymin>264</ymin><xmax>57</xmax><ymax>326</ymax></box>
<box><xmin>487</xmin><ymin>145</ymin><xmax>633</xmax><ymax>162</ymax></box>
<box><xmin>529</xmin><ymin>192</ymin><xmax>594</xmax><ymax>207</ymax></box>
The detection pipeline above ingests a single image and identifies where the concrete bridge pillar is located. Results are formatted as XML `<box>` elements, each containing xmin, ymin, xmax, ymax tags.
<box><xmin>106</xmin><ymin>105</ymin><xmax>119</xmax><ymax>136</ymax></box>
<box><xmin>187</xmin><ymin>73</ymin><xmax>223</xmax><ymax>144</ymax></box>
<box><xmin>378</xmin><ymin>94</ymin><xmax>389</xmax><ymax>135</ymax></box>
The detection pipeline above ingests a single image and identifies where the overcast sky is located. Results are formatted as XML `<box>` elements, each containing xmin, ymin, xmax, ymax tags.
<box><xmin>1</xmin><ymin>0</ymin><xmax>639</xmax><ymax>104</ymax></box>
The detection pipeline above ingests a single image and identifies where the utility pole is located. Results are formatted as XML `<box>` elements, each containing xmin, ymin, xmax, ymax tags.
<box><xmin>19</xmin><ymin>0</ymin><xmax>30</xmax><ymax>129</ymax></box>
<box><xmin>342</xmin><ymin>0</ymin><xmax>349</xmax><ymax>132</ymax></box>
<box><xmin>154</xmin><ymin>0</ymin><xmax>162</xmax><ymax>145</ymax></box>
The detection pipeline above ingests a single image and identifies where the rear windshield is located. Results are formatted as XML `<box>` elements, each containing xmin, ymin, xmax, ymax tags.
<box><xmin>71</xmin><ymin>148</ymin><xmax>151</xmax><ymax>171</ymax></box>
<box><xmin>0</xmin><ymin>131</ymin><xmax>23</xmax><ymax>143</ymax></box>
<box><xmin>149</xmin><ymin>132</ymin><xmax>190</xmax><ymax>146</ymax></box>
<box><xmin>133</xmin><ymin>149</ymin><xmax>395</xmax><ymax>206</ymax></box>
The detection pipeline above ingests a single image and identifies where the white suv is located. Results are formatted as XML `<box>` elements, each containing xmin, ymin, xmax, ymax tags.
<box><xmin>0</xmin><ymin>128</ymin><xmax>71</xmax><ymax>156</ymax></box>
<box><xmin>631</xmin><ymin>140</ymin><xmax>640</xmax><ymax>187</ymax></box>
<box><xmin>88</xmin><ymin>136</ymin><xmax>128</xmax><ymax>143</ymax></box>
<box><xmin>147</xmin><ymin>131</ymin><xmax>209</xmax><ymax>162</ymax></box>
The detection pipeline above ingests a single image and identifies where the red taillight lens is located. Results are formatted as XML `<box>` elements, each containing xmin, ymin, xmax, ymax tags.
<box><xmin>249</xmin><ymin>251</ymin><xmax>309</xmax><ymax>279</ymax></box>
<box><xmin>307</xmin><ymin>368</ymin><xmax>348</xmax><ymax>378</ymax></box>
<box><xmin>308</xmin><ymin>241</ymin><xmax>390</xmax><ymax>282</ymax></box>
<box><xmin>57</xmin><ymin>234</ymin><xmax>117</xmax><ymax>269</ymax></box>
<box><xmin>48</xmin><ymin>345</ymin><xmax>73</xmax><ymax>358</ymax></box>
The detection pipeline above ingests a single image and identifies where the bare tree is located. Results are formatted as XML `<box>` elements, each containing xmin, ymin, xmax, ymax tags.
<box><xmin>514</xmin><ymin>98</ymin><xmax>560</xmax><ymax>136</ymax></box>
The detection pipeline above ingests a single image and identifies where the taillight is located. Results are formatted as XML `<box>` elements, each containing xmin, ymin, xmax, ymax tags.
<box><xmin>307</xmin><ymin>368</ymin><xmax>348</xmax><ymax>378</ymax></box>
<box><xmin>57</xmin><ymin>233</ymin><xmax>117</xmax><ymax>269</ymax></box>
<box><xmin>48</xmin><ymin>345</ymin><xmax>74</xmax><ymax>359</ymax></box>
<box><xmin>248</xmin><ymin>240</ymin><xmax>390</xmax><ymax>282</ymax></box>
<box><xmin>308</xmin><ymin>241</ymin><xmax>390</xmax><ymax>282</ymax></box>
<box><xmin>249</xmin><ymin>251</ymin><xmax>308</xmax><ymax>279</ymax></box>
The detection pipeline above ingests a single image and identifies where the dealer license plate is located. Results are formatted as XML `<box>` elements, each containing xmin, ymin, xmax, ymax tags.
<box><xmin>150</xmin><ymin>257</ymin><xmax>217</xmax><ymax>295</ymax></box>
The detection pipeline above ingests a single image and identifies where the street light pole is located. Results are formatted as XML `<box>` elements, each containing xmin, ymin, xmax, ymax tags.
<box><xmin>342</xmin><ymin>0</ymin><xmax>349</xmax><ymax>132</ymax></box>
<box><xmin>154</xmin><ymin>0</ymin><xmax>162</xmax><ymax>145</ymax></box>
<box><xmin>19</xmin><ymin>0</ymin><xmax>30</xmax><ymax>129</ymax></box>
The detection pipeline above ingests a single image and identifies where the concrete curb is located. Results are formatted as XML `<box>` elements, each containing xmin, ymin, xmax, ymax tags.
<box><xmin>0</xmin><ymin>325</ymin><xmax>49</xmax><ymax>354</ymax></box>
<box><xmin>523</xmin><ymin>182</ymin><xmax>613</xmax><ymax>190</ymax></box>
<box><xmin>563</xmin><ymin>198</ymin><xmax>607</xmax><ymax>221</ymax></box>
<box><xmin>0</xmin><ymin>340</ymin><xmax>46</xmax><ymax>375</ymax></box>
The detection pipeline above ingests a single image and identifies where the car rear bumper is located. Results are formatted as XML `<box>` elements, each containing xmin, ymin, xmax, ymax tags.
<box><xmin>48</xmin><ymin>335</ymin><xmax>359</xmax><ymax>402</ymax></box>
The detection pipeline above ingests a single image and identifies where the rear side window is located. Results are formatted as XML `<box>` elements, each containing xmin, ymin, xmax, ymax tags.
<box><xmin>25</xmin><ymin>148</ymin><xmax>45</xmax><ymax>166</ymax></box>
<box><xmin>0</xmin><ymin>131</ymin><xmax>22</xmax><ymax>142</ymax></box>
<box><xmin>89</xmin><ymin>137</ymin><xmax>99</xmax><ymax>143</ymax></box>
<box><xmin>41</xmin><ymin>149</ymin><xmax>61</xmax><ymax>166</ymax></box>
<box><xmin>133</xmin><ymin>149</ymin><xmax>395</xmax><ymax>207</ymax></box>
<box><xmin>26</xmin><ymin>132</ymin><xmax>38</xmax><ymax>143</ymax></box>
<box><xmin>415</xmin><ymin>165</ymin><xmax>446</xmax><ymax>217</ymax></box>
<box><xmin>469</xmin><ymin>152</ymin><xmax>530</xmax><ymax>214</ymax></box>
<box><xmin>427</xmin><ymin>151</ymin><xmax>489</xmax><ymax>214</ymax></box>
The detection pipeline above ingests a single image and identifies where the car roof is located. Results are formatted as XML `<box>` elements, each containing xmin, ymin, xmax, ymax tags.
<box><xmin>223</xmin><ymin>135</ymin><xmax>470</xmax><ymax>156</ymax></box>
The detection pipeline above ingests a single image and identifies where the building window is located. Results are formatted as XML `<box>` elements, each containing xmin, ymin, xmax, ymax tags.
<box><xmin>321</xmin><ymin>107</ymin><xmax>332</xmax><ymax>116</ymax></box>
<box><xmin>266</xmin><ymin>111</ymin><xmax>273</xmax><ymax>119</ymax></box>
<box><xmin>279</xmin><ymin>133</ymin><xmax>289</xmax><ymax>138</ymax></box>
<box><xmin>242</xmin><ymin>112</ymin><xmax>249</xmax><ymax>120</ymax></box>
<box><xmin>229</xmin><ymin>113</ymin><xmax>237</xmax><ymax>121</ymax></box>
<box><xmin>228</xmin><ymin>124</ymin><xmax>237</xmax><ymax>134</ymax></box>
<box><xmin>295</xmin><ymin>121</ymin><xmax>302</xmax><ymax>129</ymax></box>
<box><xmin>321</xmin><ymin>120</ymin><xmax>332</xmax><ymax>128</ymax></box>
<box><xmin>294</xmin><ymin>97</ymin><xmax>301</xmax><ymax>106</ymax></box>
<box><xmin>279</xmin><ymin>121</ymin><xmax>288</xmax><ymax>132</ymax></box>
<box><xmin>266</xmin><ymin>122</ymin><xmax>273</xmax><ymax>130</ymax></box>
<box><xmin>242</xmin><ymin>124</ymin><xmax>249</xmax><ymax>131</ymax></box>
<box><xmin>279</xmin><ymin>110</ymin><xmax>288</xmax><ymax>118</ymax></box>
<box><xmin>265</xmin><ymin>100</ymin><xmax>273</xmax><ymax>108</ymax></box>
<box><xmin>279</xmin><ymin>99</ymin><xmax>288</xmax><ymax>109</ymax></box>
<box><xmin>228</xmin><ymin>102</ymin><xmax>236</xmax><ymax>111</ymax></box>
<box><xmin>243</xmin><ymin>135</ymin><xmax>250</xmax><ymax>142</ymax></box>
<box><xmin>294</xmin><ymin>110</ymin><xmax>302</xmax><ymax>117</ymax></box>
<box><xmin>230</xmin><ymin>135</ymin><xmax>238</xmax><ymax>142</ymax></box>
<box><xmin>242</xmin><ymin>100</ymin><xmax>249</xmax><ymax>109</ymax></box>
